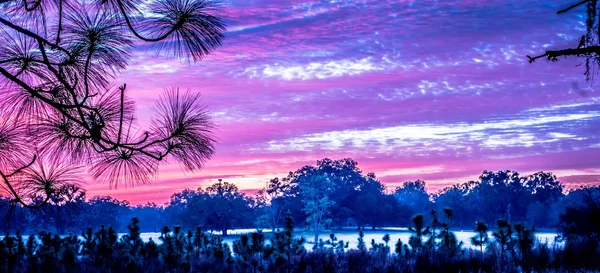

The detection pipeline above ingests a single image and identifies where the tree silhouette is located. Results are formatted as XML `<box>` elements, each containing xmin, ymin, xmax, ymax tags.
<box><xmin>204</xmin><ymin>179</ymin><xmax>252</xmax><ymax>236</ymax></box>
<box><xmin>300</xmin><ymin>175</ymin><xmax>335</xmax><ymax>247</ymax></box>
<box><xmin>0</xmin><ymin>0</ymin><xmax>225</xmax><ymax>208</ymax></box>
<box><xmin>513</xmin><ymin>223</ymin><xmax>536</xmax><ymax>270</ymax></box>
<box><xmin>438</xmin><ymin>208</ymin><xmax>462</xmax><ymax>256</ymax></box>
<box><xmin>471</xmin><ymin>221</ymin><xmax>489</xmax><ymax>261</ymax></box>
<box><xmin>357</xmin><ymin>230</ymin><xmax>366</xmax><ymax>251</ymax></box>
<box><xmin>493</xmin><ymin>219</ymin><xmax>513</xmax><ymax>261</ymax></box>
<box><xmin>527</xmin><ymin>0</ymin><xmax>600</xmax><ymax>81</ymax></box>
<box><xmin>408</xmin><ymin>214</ymin><xmax>430</xmax><ymax>251</ymax></box>
<box><xmin>299</xmin><ymin>173</ymin><xmax>335</xmax><ymax>248</ymax></box>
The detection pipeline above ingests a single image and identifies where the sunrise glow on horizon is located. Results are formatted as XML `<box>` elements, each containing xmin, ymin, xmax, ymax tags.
<box><xmin>84</xmin><ymin>0</ymin><xmax>600</xmax><ymax>205</ymax></box>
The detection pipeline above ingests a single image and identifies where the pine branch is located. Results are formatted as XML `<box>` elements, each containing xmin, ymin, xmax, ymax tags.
<box><xmin>557</xmin><ymin>0</ymin><xmax>592</xmax><ymax>14</ymax></box>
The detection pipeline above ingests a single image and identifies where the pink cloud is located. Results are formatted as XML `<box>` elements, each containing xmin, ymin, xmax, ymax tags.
<box><xmin>76</xmin><ymin>0</ymin><xmax>600</xmax><ymax>204</ymax></box>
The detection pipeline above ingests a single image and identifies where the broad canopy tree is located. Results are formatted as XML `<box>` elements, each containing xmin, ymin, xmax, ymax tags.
<box><xmin>164</xmin><ymin>179</ymin><xmax>253</xmax><ymax>235</ymax></box>
<box><xmin>394</xmin><ymin>180</ymin><xmax>433</xmax><ymax>224</ymax></box>
<box><xmin>0</xmin><ymin>0</ymin><xmax>226</xmax><ymax>210</ymax></box>
<box><xmin>433</xmin><ymin>170</ymin><xmax>564</xmax><ymax>228</ymax></box>
<box><xmin>263</xmin><ymin>158</ymin><xmax>399</xmax><ymax>230</ymax></box>
<box><xmin>353</xmin><ymin>175</ymin><xmax>399</xmax><ymax>230</ymax></box>
<box><xmin>204</xmin><ymin>179</ymin><xmax>253</xmax><ymax>236</ymax></box>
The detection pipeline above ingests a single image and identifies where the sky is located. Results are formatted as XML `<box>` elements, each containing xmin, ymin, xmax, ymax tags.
<box><xmin>85</xmin><ymin>0</ymin><xmax>600</xmax><ymax>205</ymax></box>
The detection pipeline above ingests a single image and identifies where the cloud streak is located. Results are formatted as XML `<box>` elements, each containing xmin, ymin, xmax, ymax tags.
<box><xmin>84</xmin><ymin>0</ymin><xmax>600</xmax><ymax>204</ymax></box>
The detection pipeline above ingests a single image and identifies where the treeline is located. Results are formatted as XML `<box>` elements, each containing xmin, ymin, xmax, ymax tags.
<box><xmin>0</xmin><ymin>158</ymin><xmax>595</xmax><ymax>235</ymax></box>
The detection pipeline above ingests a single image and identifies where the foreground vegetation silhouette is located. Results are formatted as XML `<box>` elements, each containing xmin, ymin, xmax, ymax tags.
<box><xmin>0</xmin><ymin>0</ymin><xmax>225</xmax><ymax>211</ymax></box>
<box><xmin>1</xmin><ymin>212</ymin><xmax>600</xmax><ymax>273</ymax></box>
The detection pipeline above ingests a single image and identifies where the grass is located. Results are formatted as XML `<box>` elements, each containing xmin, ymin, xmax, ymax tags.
<box><xmin>0</xmin><ymin>217</ymin><xmax>598</xmax><ymax>273</ymax></box>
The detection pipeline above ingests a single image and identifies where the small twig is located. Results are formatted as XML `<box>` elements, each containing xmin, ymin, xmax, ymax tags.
<box><xmin>23</xmin><ymin>0</ymin><xmax>42</xmax><ymax>12</ymax></box>
<box><xmin>117</xmin><ymin>84</ymin><xmax>126</xmax><ymax>145</ymax></box>
<box><xmin>0</xmin><ymin>16</ymin><xmax>72</xmax><ymax>58</ymax></box>
<box><xmin>0</xmin><ymin>156</ymin><xmax>51</xmax><ymax>210</ymax></box>
<box><xmin>557</xmin><ymin>0</ymin><xmax>592</xmax><ymax>14</ymax></box>
<box><xmin>6</xmin><ymin>155</ymin><xmax>37</xmax><ymax>177</ymax></box>
<box><xmin>527</xmin><ymin>54</ymin><xmax>548</xmax><ymax>63</ymax></box>
<box><xmin>116</xmin><ymin>0</ymin><xmax>178</xmax><ymax>42</ymax></box>
<box><xmin>55</xmin><ymin>0</ymin><xmax>63</xmax><ymax>45</ymax></box>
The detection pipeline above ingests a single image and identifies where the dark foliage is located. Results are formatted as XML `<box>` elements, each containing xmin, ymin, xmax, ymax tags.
<box><xmin>0</xmin><ymin>217</ymin><xmax>599</xmax><ymax>273</ymax></box>
<box><xmin>1</xmin><ymin>162</ymin><xmax>589</xmax><ymax>235</ymax></box>
<box><xmin>0</xmin><ymin>0</ymin><xmax>226</xmax><ymax>209</ymax></box>
<box><xmin>261</xmin><ymin>160</ymin><xmax>568</xmax><ymax>230</ymax></box>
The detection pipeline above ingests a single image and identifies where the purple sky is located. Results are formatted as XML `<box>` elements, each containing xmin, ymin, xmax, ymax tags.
<box><xmin>86</xmin><ymin>0</ymin><xmax>600</xmax><ymax>204</ymax></box>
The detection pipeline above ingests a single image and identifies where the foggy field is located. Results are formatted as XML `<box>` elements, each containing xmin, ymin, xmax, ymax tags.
<box><xmin>0</xmin><ymin>228</ymin><xmax>559</xmax><ymax>252</ymax></box>
<box><xmin>132</xmin><ymin>228</ymin><xmax>560</xmax><ymax>251</ymax></box>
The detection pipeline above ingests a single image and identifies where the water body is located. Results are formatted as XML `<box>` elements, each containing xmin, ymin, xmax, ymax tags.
<box><xmin>1</xmin><ymin>228</ymin><xmax>560</xmax><ymax>251</ymax></box>
<box><xmin>134</xmin><ymin>228</ymin><xmax>560</xmax><ymax>250</ymax></box>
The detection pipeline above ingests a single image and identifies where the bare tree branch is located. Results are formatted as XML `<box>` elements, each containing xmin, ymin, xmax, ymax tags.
<box><xmin>527</xmin><ymin>46</ymin><xmax>600</xmax><ymax>63</ymax></box>
<box><xmin>529</xmin><ymin>0</ymin><xmax>600</xmax><ymax>82</ymax></box>
<box><xmin>557</xmin><ymin>0</ymin><xmax>591</xmax><ymax>14</ymax></box>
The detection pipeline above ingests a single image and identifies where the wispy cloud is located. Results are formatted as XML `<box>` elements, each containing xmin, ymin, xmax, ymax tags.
<box><xmin>92</xmin><ymin>0</ymin><xmax>600</xmax><ymax>204</ymax></box>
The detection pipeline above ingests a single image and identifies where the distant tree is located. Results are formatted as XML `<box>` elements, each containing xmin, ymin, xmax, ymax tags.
<box><xmin>527</xmin><ymin>0</ymin><xmax>600</xmax><ymax>81</ymax></box>
<box><xmin>253</xmin><ymin>214</ymin><xmax>271</xmax><ymax>231</ymax></box>
<box><xmin>526</xmin><ymin>201</ymin><xmax>550</xmax><ymax>228</ymax></box>
<box><xmin>204</xmin><ymin>179</ymin><xmax>252</xmax><ymax>236</ymax></box>
<box><xmin>434</xmin><ymin>182</ymin><xmax>477</xmax><ymax>228</ymax></box>
<box><xmin>255</xmin><ymin>186</ymin><xmax>286</xmax><ymax>230</ymax></box>
<box><xmin>77</xmin><ymin>196</ymin><xmax>130</xmax><ymax>231</ymax></box>
<box><xmin>525</xmin><ymin>172</ymin><xmax>564</xmax><ymax>205</ymax></box>
<box><xmin>299</xmin><ymin>173</ymin><xmax>335</xmax><ymax>248</ymax></box>
<box><xmin>394</xmin><ymin>180</ymin><xmax>432</xmax><ymax>222</ymax></box>
<box><xmin>130</xmin><ymin>202</ymin><xmax>164</xmax><ymax>232</ymax></box>
<box><xmin>164</xmin><ymin>189</ymin><xmax>208</xmax><ymax>229</ymax></box>
<box><xmin>353</xmin><ymin>176</ymin><xmax>398</xmax><ymax>230</ymax></box>
<box><xmin>264</xmin><ymin>176</ymin><xmax>305</xmax><ymax>226</ymax></box>
<box><xmin>310</xmin><ymin>159</ymin><xmax>368</xmax><ymax>226</ymax></box>
<box><xmin>267</xmin><ymin>158</ymin><xmax>406</xmax><ymax>230</ymax></box>
<box><xmin>0</xmin><ymin>0</ymin><xmax>225</xmax><ymax>210</ymax></box>
<box><xmin>282</xmin><ymin>158</ymin><xmax>373</xmax><ymax>228</ymax></box>
<box><xmin>44</xmin><ymin>184</ymin><xmax>86</xmax><ymax>234</ymax></box>
<box><xmin>433</xmin><ymin>171</ymin><xmax>564</xmax><ymax>229</ymax></box>
<box><xmin>472</xmin><ymin>170</ymin><xmax>528</xmax><ymax>225</ymax></box>
<box><xmin>17</xmin><ymin>183</ymin><xmax>86</xmax><ymax>233</ymax></box>
<box><xmin>164</xmin><ymin>181</ymin><xmax>253</xmax><ymax>235</ymax></box>
<box><xmin>559</xmin><ymin>187</ymin><xmax>600</xmax><ymax>242</ymax></box>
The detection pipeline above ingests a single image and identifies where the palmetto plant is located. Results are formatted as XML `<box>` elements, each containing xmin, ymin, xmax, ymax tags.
<box><xmin>0</xmin><ymin>0</ymin><xmax>225</xmax><ymax>209</ymax></box>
